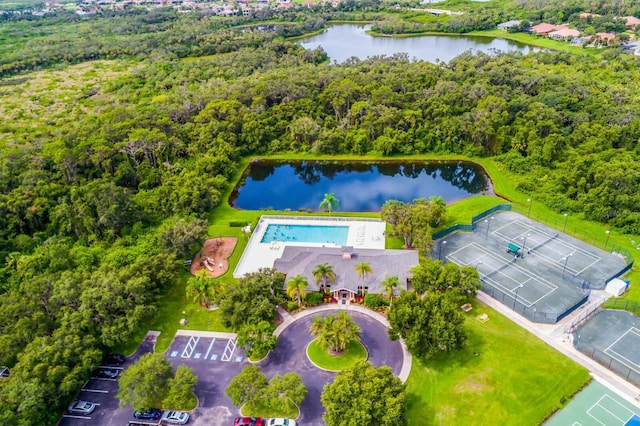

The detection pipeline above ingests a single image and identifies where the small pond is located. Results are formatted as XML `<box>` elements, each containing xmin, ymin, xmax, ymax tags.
<box><xmin>230</xmin><ymin>160</ymin><xmax>493</xmax><ymax>212</ymax></box>
<box><xmin>299</xmin><ymin>24</ymin><xmax>538</xmax><ymax>63</ymax></box>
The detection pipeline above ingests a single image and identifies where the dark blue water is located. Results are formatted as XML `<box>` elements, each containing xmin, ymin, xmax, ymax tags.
<box><xmin>230</xmin><ymin>160</ymin><xmax>493</xmax><ymax>212</ymax></box>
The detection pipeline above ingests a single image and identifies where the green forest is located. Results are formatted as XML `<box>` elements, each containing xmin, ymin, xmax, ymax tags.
<box><xmin>0</xmin><ymin>1</ymin><xmax>639</xmax><ymax>424</ymax></box>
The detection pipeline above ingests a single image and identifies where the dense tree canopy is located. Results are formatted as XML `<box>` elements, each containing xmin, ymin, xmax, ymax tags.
<box><xmin>1</xmin><ymin>3</ymin><xmax>640</xmax><ymax>423</ymax></box>
<box><xmin>321</xmin><ymin>361</ymin><xmax>406</xmax><ymax>426</ymax></box>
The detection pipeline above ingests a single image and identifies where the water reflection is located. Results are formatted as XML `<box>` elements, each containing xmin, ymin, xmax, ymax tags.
<box><xmin>230</xmin><ymin>160</ymin><xmax>493</xmax><ymax>212</ymax></box>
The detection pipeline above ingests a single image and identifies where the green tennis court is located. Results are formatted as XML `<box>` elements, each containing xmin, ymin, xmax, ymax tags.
<box><xmin>546</xmin><ymin>380</ymin><xmax>640</xmax><ymax>426</ymax></box>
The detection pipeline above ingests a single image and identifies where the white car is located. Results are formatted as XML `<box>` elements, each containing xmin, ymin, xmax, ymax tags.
<box><xmin>267</xmin><ymin>419</ymin><xmax>297</xmax><ymax>426</ymax></box>
<box><xmin>68</xmin><ymin>400</ymin><xmax>97</xmax><ymax>415</ymax></box>
<box><xmin>161</xmin><ymin>410</ymin><xmax>190</xmax><ymax>424</ymax></box>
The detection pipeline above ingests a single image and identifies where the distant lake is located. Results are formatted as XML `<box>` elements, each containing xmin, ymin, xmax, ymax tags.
<box><xmin>230</xmin><ymin>160</ymin><xmax>493</xmax><ymax>212</ymax></box>
<box><xmin>299</xmin><ymin>24</ymin><xmax>538</xmax><ymax>63</ymax></box>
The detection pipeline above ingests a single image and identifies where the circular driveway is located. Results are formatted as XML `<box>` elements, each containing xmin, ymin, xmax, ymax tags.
<box><xmin>260</xmin><ymin>309</ymin><xmax>405</xmax><ymax>425</ymax></box>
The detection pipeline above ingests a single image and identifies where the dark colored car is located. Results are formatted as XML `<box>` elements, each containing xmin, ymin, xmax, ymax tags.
<box><xmin>93</xmin><ymin>368</ymin><xmax>120</xmax><ymax>379</ymax></box>
<box><xmin>234</xmin><ymin>417</ymin><xmax>266</xmax><ymax>426</ymax></box>
<box><xmin>102</xmin><ymin>353</ymin><xmax>125</xmax><ymax>365</ymax></box>
<box><xmin>133</xmin><ymin>408</ymin><xmax>162</xmax><ymax>420</ymax></box>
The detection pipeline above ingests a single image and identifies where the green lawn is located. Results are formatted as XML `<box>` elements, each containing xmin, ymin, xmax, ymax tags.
<box><xmin>306</xmin><ymin>339</ymin><xmax>368</xmax><ymax>371</ymax></box>
<box><xmin>467</xmin><ymin>29</ymin><xmax>597</xmax><ymax>55</ymax></box>
<box><xmin>406</xmin><ymin>301</ymin><xmax>590</xmax><ymax>425</ymax></box>
<box><xmin>242</xmin><ymin>400</ymin><xmax>299</xmax><ymax>419</ymax></box>
<box><xmin>113</xmin><ymin>270</ymin><xmax>231</xmax><ymax>355</ymax></box>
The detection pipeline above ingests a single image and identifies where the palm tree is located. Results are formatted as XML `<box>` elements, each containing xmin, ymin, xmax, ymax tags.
<box><xmin>186</xmin><ymin>270</ymin><xmax>215</xmax><ymax>308</ymax></box>
<box><xmin>286</xmin><ymin>274</ymin><xmax>308</xmax><ymax>307</ymax></box>
<box><xmin>354</xmin><ymin>261</ymin><xmax>373</xmax><ymax>287</ymax></box>
<box><xmin>382</xmin><ymin>275</ymin><xmax>399</xmax><ymax>306</ymax></box>
<box><xmin>312</xmin><ymin>263</ymin><xmax>335</xmax><ymax>293</ymax></box>
<box><xmin>319</xmin><ymin>193</ymin><xmax>340</xmax><ymax>216</ymax></box>
<box><xmin>309</xmin><ymin>312</ymin><xmax>361</xmax><ymax>354</ymax></box>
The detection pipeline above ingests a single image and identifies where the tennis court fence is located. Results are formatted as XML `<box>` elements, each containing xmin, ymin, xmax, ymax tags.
<box><xmin>480</xmin><ymin>281</ymin><xmax>589</xmax><ymax>324</ymax></box>
<box><xmin>574</xmin><ymin>339</ymin><xmax>640</xmax><ymax>388</ymax></box>
<box><xmin>602</xmin><ymin>299</ymin><xmax>640</xmax><ymax>317</ymax></box>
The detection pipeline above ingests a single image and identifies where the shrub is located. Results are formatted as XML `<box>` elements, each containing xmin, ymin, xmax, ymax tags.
<box><xmin>305</xmin><ymin>291</ymin><xmax>324</xmax><ymax>307</ymax></box>
<box><xmin>287</xmin><ymin>301</ymin><xmax>299</xmax><ymax>312</ymax></box>
<box><xmin>364</xmin><ymin>293</ymin><xmax>387</xmax><ymax>309</ymax></box>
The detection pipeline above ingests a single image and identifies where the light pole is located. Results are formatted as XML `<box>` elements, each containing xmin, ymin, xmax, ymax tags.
<box><xmin>438</xmin><ymin>240</ymin><xmax>447</xmax><ymax>260</ymax></box>
<box><xmin>605</xmin><ymin>230</ymin><xmax>611</xmax><ymax>250</ymax></box>
<box><xmin>563</xmin><ymin>213</ymin><xmax>568</xmax><ymax>232</ymax></box>
<box><xmin>485</xmin><ymin>216</ymin><xmax>495</xmax><ymax>239</ymax></box>
<box><xmin>521</xmin><ymin>233</ymin><xmax>531</xmax><ymax>258</ymax></box>
<box><xmin>562</xmin><ymin>254</ymin><xmax>572</xmax><ymax>277</ymax></box>
<box><xmin>527</xmin><ymin>198</ymin><xmax>532</xmax><ymax>217</ymax></box>
<box><xmin>513</xmin><ymin>284</ymin><xmax>524</xmax><ymax>310</ymax></box>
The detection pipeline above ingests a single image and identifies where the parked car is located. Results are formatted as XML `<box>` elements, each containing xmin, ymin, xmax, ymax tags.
<box><xmin>267</xmin><ymin>419</ymin><xmax>297</xmax><ymax>426</ymax></box>
<box><xmin>102</xmin><ymin>353</ymin><xmax>125</xmax><ymax>365</ymax></box>
<box><xmin>161</xmin><ymin>410</ymin><xmax>190</xmax><ymax>424</ymax></box>
<box><xmin>68</xmin><ymin>400</ymin><xmax>97</xmax><ymax>415</ymax></box>
<box><xmin>93</xmin><ymin>368</ymin><xmax>120</xmax><ymax>379</ymax></box>
<box><xmin>133</xmin><ymin>408</ymin><xmax>162</xmax><ymax>420</ymax></box>
<box><xmin>234</xmin><ymin>417</ymin><xmax>265</xmax><ymax>426</ymax></box>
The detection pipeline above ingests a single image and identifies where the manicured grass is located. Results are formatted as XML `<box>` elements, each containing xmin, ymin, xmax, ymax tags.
<box><xmin>468</xmin><ymin>29</ymin><xmax>597</xmax><ymax>55</ymax></box>
<box><xmin>242</xmin><ymin>400</ymin><xmax>299</xmax><ymax>419</ymax></box>
<box><xmin>306</xmin><ymin>339</ymin><xmax>368</xmax><ymax>371</ymax></box>
<box><xmin>113</xmin><ymin>270</ymin><xmax>230</xmax><ymax>355</ymax></box>
<box><xmin>405</xmin><ymin>300</ymin><xmax>591</xmax><ymax>425</ymax></box>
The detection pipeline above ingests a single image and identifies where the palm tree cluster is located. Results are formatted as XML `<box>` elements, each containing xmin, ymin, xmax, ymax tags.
<box><xmin>309</xmin><ymin>311</ymin><xmax>361</xmax><ymax>355</ymax></box>
<box><xmin>186</xmin><ymin>269</ymin><xmax>224</xmax><ymax>308</ymax></box>
<box><xmin>313</xmin><ymin>262</ymin><xmax>335</xmax><ymax>293</ymax></box>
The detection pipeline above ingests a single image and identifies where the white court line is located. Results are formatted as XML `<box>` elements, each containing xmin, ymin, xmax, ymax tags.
<box><xmin>604</xmin><ymin>328</ymin><xmax>640</xmax><ymax>374</ymax></box>
<box><xmin>204</xmin><ymin>338</ymin><xmax>216</xmax><ymax>360</ymax></box>
<box><xmin>494</xmin><ymin>228</ymin><xmax>600</xmax><ymax>276</ymax></box>
<box><xmin>447</xmin><ymin>243</ymin><xmax>557</xmax><ymax>307</ymax></box>
<box><xmin>571</xmin><ymin>422</ymin><xmax>583</xmax><ymax>426</ymax></box>
<box><xmin>589</xmin><ymin>394</ymin><xmax>637</xmax><ymax>424</ymax></box>
<box><xmin>513</xmin><ymin>220</ymin><xmax>601</xmax><ymax>259</ymax></box>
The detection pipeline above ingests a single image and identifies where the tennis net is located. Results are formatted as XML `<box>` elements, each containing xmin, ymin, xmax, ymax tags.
<box><xmin>483</xmin><ymin>258</ymin><xmax>516</xmax><ymax>280</ymax></box>
<box><xmin>528</xmin><ymin>233</ymin><xmax>559</xmax><ymax>253</ymax></box>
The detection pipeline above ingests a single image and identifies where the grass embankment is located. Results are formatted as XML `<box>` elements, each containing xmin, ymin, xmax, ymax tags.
<box><xmin>306</xmin><ymin>339</ymin><xmax>368</xmax><ymax>371</ymax></box>
<box><xmin>468</xmin><ymin>29</ymin><xmax>597</xmax><ymax>55</ymax></box>
<box><xmin>406</xmin><ymin>300</ymin><xmax>591</xmax><ymax>425</ymax></box>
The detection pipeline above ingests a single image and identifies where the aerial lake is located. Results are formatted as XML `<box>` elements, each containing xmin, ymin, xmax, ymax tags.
<box><xmin>230</xmin><ymin>160</ymin><xmax>493</xmax><ymax>212</ymax></box>
<box><xmin>299</xmin><ymin>24</ymin><xmax>538</xmax><ymax>63</ymax></box>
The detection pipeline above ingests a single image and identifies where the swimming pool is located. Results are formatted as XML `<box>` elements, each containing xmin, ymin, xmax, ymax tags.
<box><xmin>261</xmin><ymin>224</ymin><xmax>349</xmax><ymax>245</ymax></box>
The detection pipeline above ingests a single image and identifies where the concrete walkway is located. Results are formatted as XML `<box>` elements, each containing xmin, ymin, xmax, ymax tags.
<box><xmin>476</xmin><ymin>291</ymin><xmax>640</xmax><ymax>407</ymax></box>
<box><xmin>275</xmin><ymin>304</ymin><xmax>413</xmax><ymax>382</ymax></box>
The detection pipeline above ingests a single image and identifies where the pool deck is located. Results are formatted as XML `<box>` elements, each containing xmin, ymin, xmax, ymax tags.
<box><xmin>233</xmin><ymin>216</ymin><xmax>386</xmax><ymax>278</ymax></box>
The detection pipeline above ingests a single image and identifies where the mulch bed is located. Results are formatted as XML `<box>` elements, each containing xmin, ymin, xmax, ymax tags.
<box><xmin>190</xmin><ymin>237</ymin><xmax>238</xmax><ymax>278</ymax></box>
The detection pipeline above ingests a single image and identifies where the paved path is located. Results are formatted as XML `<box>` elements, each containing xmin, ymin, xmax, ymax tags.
<box><xmin>275</xmin><ymin>303</ymin><xmax>412</xmax><ymax>382</ymax></box>
<box><xmin>476</xmin><ymin>291</ymin><xmax>640</xmax><ymax>407</ymax></box>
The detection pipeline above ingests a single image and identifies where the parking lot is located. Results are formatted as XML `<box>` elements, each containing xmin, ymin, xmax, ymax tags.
<box><xmin>58</xmin><ymin>332</ymin><xmax>246</xmax><ymax>426</ymax></box>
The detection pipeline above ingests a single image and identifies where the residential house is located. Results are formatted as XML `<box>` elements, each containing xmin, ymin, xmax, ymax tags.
<box><xmin>497</xmin><ymin>20</ymin><xmax>522</xmax><ymax>31</ymax></box>
<box><xmin>624</xmin><ymin>16</ymin><xmax>640</xmax><ymax>28</ymax></box>
<box><xmin>548</xmin><ymin>28</ymin><xmax>581</xmax><ymax>41</ymax></box>
<box><xmin>596</xmin><ymin>32</ymin><xmax>616</xmax><ymax>44</ymax></box>
<box><xmin>530</xmin><ymin>23</ymin><xmax>567</xmax><ymax>36</ymax></box>
<box><xmin>571</xmin><ymin>35</ymin><xmax>592</xmax><ymax>46</ymax></box>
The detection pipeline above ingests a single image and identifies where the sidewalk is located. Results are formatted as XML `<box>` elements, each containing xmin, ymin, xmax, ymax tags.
<box><xmin>476</xmin><ymin>291</ymin><xmax>640</xmax><ymax>407</ymax></box>
<box><xmin>275</xmin><ymin>304</ymin><xmax>412</xmax><ymax>382</ymax></box>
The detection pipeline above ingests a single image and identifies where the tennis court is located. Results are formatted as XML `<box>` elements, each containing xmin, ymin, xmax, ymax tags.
<box><xmin>448</xmin><ymin>242</ymin><xmax>557</xmax><ymax>308</ymax></box>
<box><xmin>439</xmin><ymin>211</ymin><xmax>628</xmax><ymax>323</ymax></box>
<box><xmin>546</xmin><ymin>380</ymin><xmax>640</xmax><ymax>426</ymax></box>
<box><xmin>574</xmin><ymin>310</ymin><xmax>640</xmax><ymax>388</ymax></box>
<box><xmin>493</xmin><ymin>220</ymin><xmax>601</xmax><ymax>277</ymax></box>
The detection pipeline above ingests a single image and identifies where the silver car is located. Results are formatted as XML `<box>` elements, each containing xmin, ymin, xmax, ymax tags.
<box><xmin>68</xmin><ymin>400</ymin><xmax>96</xmax><ymax>415</ymax></box>
<box><xmin>267</xmin><ymin>419</ymin><xmax>297</xmax><ymax>426</ymax></box>
<box><xmin>161</xmin><ymin>410</ymin><xmax>190</xmax><ymax>424</ymax></box>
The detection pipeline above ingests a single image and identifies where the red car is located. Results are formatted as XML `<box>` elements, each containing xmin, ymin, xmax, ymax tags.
<box><xmin>234</xmin><ymin>417</ymin><xmax>265</xmax><ymax>426</ymax></box>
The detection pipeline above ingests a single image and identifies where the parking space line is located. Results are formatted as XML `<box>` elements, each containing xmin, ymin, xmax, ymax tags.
<box><xmin>181</xmin><ymin>336</ymin><xmax>200</xmax><ymax>358</ymax></box>
<box><xmin>81</xmin><ymin>389</ymin><xmax>109</xmax><ymax>393</ymax></box>
<box><xmin>62</xmin><ymin>415</ymin><xmax>92</xmax><ymax>419</ymax></box>
<box><xmin>221</xmin><ymin>339</ymin><xmax>237</xmax><ymax>362</ymax></box>
<box><xmin>204</xmin><ymin>338</ymin><xmax>216</xmax><ymax>360</ymax></box>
